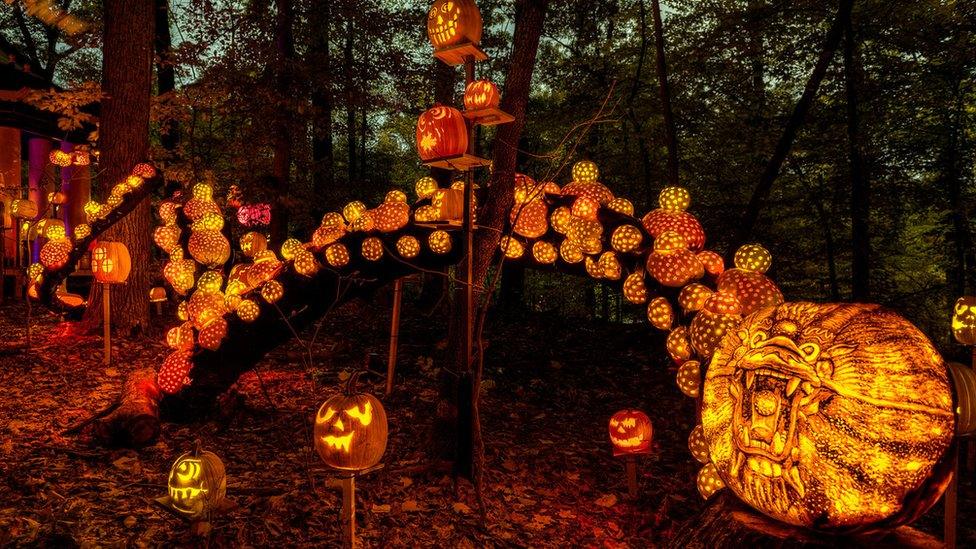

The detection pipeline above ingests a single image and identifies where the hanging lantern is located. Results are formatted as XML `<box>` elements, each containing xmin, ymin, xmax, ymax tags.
<box><xmin>166</xmin><ymin>444</ymin><xmax>227</xmax><ymax>519</ymax></box>
<box><xmin>416</xmin><ymin>106</ymin><xmax>468</xmax><ymax>161</ymax></box>
<box><xmin>426</xmin><ymin>0</ymin><xmax>483</xmax><ymax>48</ymax></box>
<box><xmin>464</xmin><ymin>79</ymin><xmax>500</xmax><ymax>110</ymax></box>
<box><xmin>608</xmin><ymin>409</ymin><xmax>652</xmax><ymax>456</ymax></box>
<box><xmin>314</xmin><ymin>373</ymin><xmax>389</xmax><ymax>471</ymax></box>
<box><xmin>396</xmin><ymin>235</ymin><xmax>421</xmax><ymax>258</ymax></box>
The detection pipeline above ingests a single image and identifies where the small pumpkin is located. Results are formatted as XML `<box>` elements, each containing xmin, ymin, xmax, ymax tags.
<box><xmin>167</xmin><ymin>442</ymin><xmax>227</xmax><ymax>519</ymax></box>
<box><xmin>416</xmin><ymin>106</ymin><xmax>468</xmax><ymax>161</ymax></box>
<box><xmin>464</xmin><ymin>79</ymin><xmax>500</xmax><ymax>110</ymax></box>
<box><xmin>952</xmin><ymin>296</ymin><xmax>976</xmax><ymax>346</ymax></box>
<box><xmin>608</xmin><ymin>409</ymin><xmax>653</xmax><ymax>456</ymax></box>
<box><xmin>313</xmin><ymin>372</ymin><xmax>389</xmax><ymax>471</ymax></box>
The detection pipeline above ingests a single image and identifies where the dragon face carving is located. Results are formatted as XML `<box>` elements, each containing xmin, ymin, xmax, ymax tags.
<box><xmin>701</xmin><ymin>302</ymin><xmax>954</xmax><ymax>530</ymax></box>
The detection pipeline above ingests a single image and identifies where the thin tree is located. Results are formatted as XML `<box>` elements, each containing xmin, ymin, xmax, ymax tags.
<box><xmin>270</xmin><ymin>0</ymin><xmax>294</xmax><ymax>246</ymax></box>
<box><xmin>155</xmin><ymin>0</ymin><xmax>178</xmax><ymax>156</ymax></box>
<box><xmin>650</xmin><ymin>0</ymin><xmax>678</xmax><ymax>186</ymax></box>
<box><xmin>844</xmin><ymin>16</ymin><xmax>870</xmax><ymax>300</ymax></box>
<box><xmin>310</xmin><ymin>0</ymin><xmax>335</xmax><ymax>214</ymax></box>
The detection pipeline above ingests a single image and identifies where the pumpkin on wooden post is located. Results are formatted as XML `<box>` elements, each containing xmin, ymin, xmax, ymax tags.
<box><xmin>92</xmin><ymin>241</ymin><xmax>131</xmax><ymax>364</ymax></box>
<box><xmin>416</xmin><ymin>105</ymin><xmax>468</xmax><ymax>162</ymax></box>
<box><xmin>609</xmin><ymin>409</ymin><xmax>653</xmax><ymax>499</ymax></box>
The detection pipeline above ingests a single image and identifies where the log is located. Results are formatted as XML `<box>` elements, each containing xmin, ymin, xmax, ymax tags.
<box><xmin>95</xmin><ymin>367</ymin><xmax>161</xmax><ymax>447</ymax></box>
<box><xmin>667</xmin><ymin>492</ymin><xmax>942</xmax><ymax>549</ymax></box>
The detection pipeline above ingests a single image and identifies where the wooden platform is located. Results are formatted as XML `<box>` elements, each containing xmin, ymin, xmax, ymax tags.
<box><xmin>432</xmin><ymin>42</ymin><xmax>488</xmax><ymax>66</ymax></box>
<box><xmin>422</xmin><ymin>153</ymin><xmax>491</xmax><ymax>171</ymax></box>
<box><xmin>464</xmin><ymin>107</ymin><xmax>515</xmax><ymax>126</ymax></box>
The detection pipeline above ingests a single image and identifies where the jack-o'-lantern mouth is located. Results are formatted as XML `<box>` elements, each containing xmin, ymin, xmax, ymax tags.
<box><xmin>429</xmin><ymin>4</ymin><xmax>459</xmax><ymax>44</ymax></box>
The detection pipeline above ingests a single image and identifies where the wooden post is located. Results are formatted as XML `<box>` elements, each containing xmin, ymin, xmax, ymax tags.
<box><xmin>341</xmin><ymin>475</ymin><xmax>356</xmax><ymax>548</ymax></box>
<box><xmin>386</xmin><ymin>278</ymin><xmax>403</xmax><ymax>395</ymax></box>
<box><xmin>625</xmin><ymin>456</ymin><xmax>638</xmax><ymax>500</ymax></box>
<box><xmin>103</xmin><ymin>284</ymin><xmax>112</xmax><ymax>364</ymax></box>
<box><xmin>462</xmin><ymin>54</ymin><xmax>476</xmax><ymax>376</ymax></box>
<box><xmin>944</xmin><ymin>445</ymin><xmax>958</xmax><ymax>549</ymax></box>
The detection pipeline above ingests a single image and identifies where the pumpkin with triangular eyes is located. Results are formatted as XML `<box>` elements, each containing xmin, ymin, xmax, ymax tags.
<box><xmin>608</xmin><ymin>409</ymin><xmax>652</xmax><ymax>457</ymax></box>
<box><xmin>314</xmin><ymin>381</ymin><xmax>388</xmax><ymax>471</ymax></box>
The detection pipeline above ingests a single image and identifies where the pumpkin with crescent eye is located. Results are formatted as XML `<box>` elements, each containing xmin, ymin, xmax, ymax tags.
<box><xmin>167</xmin><ymin>444</ymin><xmax>226</xmax><ymax>519</ymax></box>
<box><xmin>608</xmin><ymin>409</ymin><xmax>653</xmax><ymax>456</ymax></box>
<box><xmin>417</xmin><ymin>106</ymin><xmax>468</xmax><ymax>161</ymax></box>
<box><xmin>702</xmin><ymin>302</ymin><xmax>955</xmax><ymax>531</ymax></box>
<box><xmin>952</xmin><ymin>296</ymin><xmax>976</xmax><ymax>346</ymax></box>
<box><xmin>427</xmin><ymin>0</ymin><xmax>482</xmax><ymax>48</ymax></box>
<box><xmin>314</xmin><ymin>373</ymin><xmax>389</xmax><ymax>471</ymax></box>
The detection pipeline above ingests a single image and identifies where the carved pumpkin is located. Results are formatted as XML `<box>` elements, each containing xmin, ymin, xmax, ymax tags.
<box><xmin>645</xmin><ymin>231</ymin><xmax>704</xmax><ymax>287</ymax></box>
<box><xmin>608</xmin><ymin>409</ymin><xmax>653</xmax><ymax>456</ymax></box>
<box><xmin>689</xmin><ymin>291</ymin><xmax>742</xmax><ymax>358</ymax></box>
<box><xmin>464</xmin><ymin>79</ymin><xmax>500</xmax><ymax>110</ymax></box>
<box><xmin>158</xmin><ymin>350</ymin><xmax>194</xmax><ymax>394</ymax></box>
<box><xmin>154</xmin><ymin>225</ymin><xmax>181</xmax><ymax>253</ymax></box>
<box><xmin>92</xmin><ymin>241</ymin><xmax>131</xmax><ymax>284</ymax></box>
<box><xmin>701</xmin><ymin>302</ymin><xmax>955</xmax><ymax>531</ymax></box>
<box><xmin>416</xmin><ymin>106</ymin><xmax>468</xmax><ymax>161</ymax></box>
<box><xmin>427</xmin><ymin>0</ymin><xmax>482</xmax><ymax>48</ymax></box>
<box><xmin>511</xmin><ymin>199</ymin><xmax>549</xmax><ymax>238</ymax></box>
<box><xmin>948</xmin><ymin>361</ymin><xmax>976</xmax><ymax>436</ymax></box>
<box><xmin>314</xmin><ymin>373</ymin><xmax>388</xmax><ymax>471</ymax></box>
<box><xmin>532</xmin><ymin>241</ymin><xmax>557</xmax><ymax>264</ymax></box>
<box><xmin>372</xmin><ymin>201</ymin><xmax>410</xmax><ymax>232</ymax></box>
<box><xmin>641</xmin><ymin>208</ymin><xmax>705</xmax><ymax>251</ymax></box>
<box><xmin>432</xmin><ymin>188</ymin><xmax>465</xmax><ymax>221</ymax></box>
<box><xmin>717</xmin><ymin>268</ymin><xmax>784</xmax><ymax>316</ymax></box>
<box><xmin>952</xmin><ymin>296</ymin><xmax>976</xmax><ymax>345</ymax></box>
<box><xmin>167</xmin><ymin>444</ymin><xmax>226</xmax><ymax>519</ymax></box>
<box><xmin>39</xmin><ymin>239</ymin><xmax>72</xmax><ymax>270</ymax></box>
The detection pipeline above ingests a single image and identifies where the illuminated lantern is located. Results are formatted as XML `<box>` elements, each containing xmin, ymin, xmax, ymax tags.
<box><xmin>261</xmin><ymin>280</ymin><xmax>284</xmax><ymax>303</ymax></box>
<box><xmin>428</xmin><ymin>230</ymin><xmax>452</xmax><ymax>254</ymax></box>
<box><xmin>646</xmin><ymin>297</ymin><xmax>673</xmax><ymax>330</ymax></box>
<box><xmin>312</xmin><ymin>225</ymin><xmax>345</xmax><ymax>248</ymax></box>
<box><xmin>196</xmin><ymin>271</ymin><xmax>223</xmax><ymax>294</ymax></box>
<box><xmin>559</xmin><ymin>239</ymin><xmax>583</xmax><ymax>264</ymax></box>
<box><xmin>702</xmin><ymin>302</ymin><xmax>955</xmax><ymax>530</ymax></box>
<box><xmin>510</xmin><ymin>199</ymin><xmax>549</xmax><ymax>238</ymax></box>
<box><xmin>607</xmin><ymin>197</ymin><xmax>634</xmax><ymax>216</ymax></box>
<box><xmin>426</xmin><ymin>0</ymin><xmax>482</xmax><ymax>48</ymax></box>
<box><xmin>689</xmin><ymin>291</ymin><xmax>742</xmax><ymax>358</ymax></box>
<box><xmin>464</xmin><ymin>79</ymin><xmax>500</xmax><ymax>110</ymax></box>
<box><xmin>396</xmin><ymin>235</ymin><xmax>421</xmax><ymax>258</ymax></box>
<box><xmin>951</xmin><ymin>296</ymin><xmax>976</xmax><ymax>345</ymax></box>
<box><xmin>416</xmin><ymin>106</ymin><xmax>468</xmax><ymax>161</ymax></box>
<box><xmin>154</xmin><ymin>225</ymin><xmax>181</xmax><ymax>253</ymax></box>
<box><xmin>167</xmin><ymin>445</ymin><xmax>226</xmax><ymax>519</ymax></box>
<box><xmin>623</xmin><ymin>271</ymin><xmax>647</xmax><ymax>304</ymax></box>
<box><xmin>158</xmin><ymin>350</ymin><xmax>194</xmax><ymax>394</ymax></box>
<box><xmin>717</xmin><ymin>268</ymin><xmax>784</xmax><ymax>315</ymax></box>
<box><xmin>240</xmin><ymin>232</ymin><xmax>268</xmax><ymax>257</ymax></box>
<box><xmin>343</xmin><ymin>201</ymin><xmax>367</xmax><ymax>224</ymax></box>
<box><xmin>361</xmin><ymin>237</ymin><xmax>384</xmax><ymax>261</ymax></box>
<box><xmin>414</xmin><ymin>205</ymin><xmax>439</xmax><ymax>223</ymax></box>
<box><xmin>48</xmin><ymin>191</ymin><xmax>67</xmax><ymax>205</ymax></box>
<box><xmin>49</xmin><ymin>149</ymin><xmax>72</xmax><ymax>167</ymax></box>
<box><xmin>598</xmin><ymin>252</ymin><xmax>621</xmax><ymax>280</ymax></box>
<box><xmin>499</xmin><ymin>236</ymin><xmax>524</xmax><ymax>259</ymax></box>
<box><xmin>571</xmin><ymin>160</ymin><xmax>599</xmax><ymax>183</ymax></box>
<box><xmin>645</xmin><ymin>231</ymin><xmax>704</xmax><ymax>287</ymax></box>
<box><xmin>531</xmin><ymin>241</ymin><xmax>557</xmax><ymax>264</ymax></box>
<box><xmin>697</xmin><ymin>250</ymin><xmax>725</xmax><ymax>277</ymax></box>
<box><xmin>570</xmin><ymin>196</ymin><xmax>599</xmax><ymax>221</ymax></box>
<box><xmin>132</xmin><ymin>163</ymin><xmax>156</xmax><ymax>178</ymax></box>
<box><xmin>314</xmin><ymin>376</ymin><xmax>389</xmax><ymax>471</ymax></box>
<box><xmin>550</xmin><ymin>207</ymin><xmax>572</xmax><ymax>234</ymax></box>
<box><xmin>678</xmin><ymin>283</ymin><xmax>713</xmax><ymax>312</ymax></box>
<box><xmin>688</xmin><ymin>425</ymin><xmax>710</xmax><ymax>464</ymax></box>
<box><xmin>350</xmin><ymin>211</ymin><xmax>374</xmax><ymax>232</ymax></box>
<box><xmin>158</xmin><ymin>202</ymin><xmax>179</xmax><ymax>225</ymax></box>
<box><xmin>294</xmin><ymin>250</ymin><xmax>319</xmax><ymax>275</ymax></box>
<box><xmin>188</xmin><ymin>230</ymin><xmax>231</xmax><ymax>267</ymax></box>
<box><xmin>237</xmin><ymin>203</ymin><xmax>272</xmax><ymax>226</ymax></box>
<box><xmin>372</xmin><ymin>201</ymin><xmax>410</xmax><ymax>232</ymax></box>
<box><xmin>584</xmin><ymin>256</ymin><xmax>603</xmax><ymax>279</ymax></box>
<box><xmin>325</xmin><ymin>243</ymin><xmax>350</xmax><ymax>267</ymax></box>
<box><xmin>385</xmin><ymin>189</ymin><xmax>407</xmax><ymax>203</ymax></box>
<box><xmin>697</xmin><ymin>464</ymin><xmax>725</xmax><ymax>500</ymax></box>
<box><xmin>280</xmin><ymin>238</ymin><xmax>304</xmax><ymax>260</ymax></box>
<box><xmin>164</xmin><ymin>259</ymin><xmax>197</xmax><ymax>294</ymax></box>
<box><xmin>73</xmin><ymin>224</ymin><xmax>91</xmax><ymax>240</ymax></box>
<box><xmin>610</xmin><ymin>225</ymin><xmax>643</xmax><ymax>253</ymax></box>
<box><xmin>666</xmin><ymin>326</ymin><xmax>692</xmax><ymax>363</ymax></box>
<box><xmin>415</xmin><ymin>177</ymin><xmax>438</xmax><ymax>199</ymax></box>
<box><xmin>608</xmin><ymin>409</ymin><xmax>652</xmax><ymax>456</ymax></box>
<box><xmin>948</xmin><ymin>362</ymin><xmax>976</xmax><ymax>436</ymax></box>
<box><xmin>89</xmin><ymin>241</ymin><xmax>131</xmax><ymax>283</ymax></box>
<box><xmin>562</xmin><ymin>181</ymin><xmax>614</xmax><ymax>205</ymax></box>
<box><xmin>676</xmin><ymin>360</ymin><xmax>702</xmax><ymax>398</ymax></box>
<box><xmin>734</xmin><ymin>243</ymin><xmax>772</xmax><ymax>273</ymax></box>
<box><xmin>237</xmin><ymin>299</ymin><xmax>260</xmax><ymax>322</ymax></box>
<box><xmin>39</xmin><ymin>239</ymin><xmax>72</xmax><ymax>270</ymax></box>
<box><xmin>166</xmin><ymin>323</ymin><xmax>194</xmax><ymax>351</ymax></box>
<box><xmin>198</xmin><ymin>317</ymin><xmax>228</xmax><ymax>351</ymax></box>
<box><xmin>11</xmin><ymin>199</ymin><xmax>37</xmax><ymax>219</ymax></box>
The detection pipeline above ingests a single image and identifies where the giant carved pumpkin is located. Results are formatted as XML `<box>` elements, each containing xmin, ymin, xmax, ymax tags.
<box><xmin>416</xmin><ymin>106</ymin><xmax>468</xmax><ymax>161</ymax></box>
<box><xmin>426</xmin><ymin>0</ymin><xmax>482</xmax><ymax>49</ymax></box>
<box><xmin>167</xmin><ymin>443</ymin><xmax>227</xmax><ymax>519</ymax></box>
<box><xmin>91</xmin><ymin>241</ymin><xmax>131</xmax><ymax>284</ymax></box>
<box><xmin>313</xmin><ymin>372</ymin><xmax>388</xmax><ymax>471</ymax></box>
<box><xmin>701</xmin><ymin>302</ymin><xmax>955</xmax><ymax>531</ymax></box>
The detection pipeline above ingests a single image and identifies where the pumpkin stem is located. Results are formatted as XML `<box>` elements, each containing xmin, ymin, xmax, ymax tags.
<box><xmin>344</xmin><ymin>370</ymin><xmax>364</xmax><ymax>395</ymax></box>
<box><xmin>192</xmin><ymin>438</ymin><xmax>202</xmax><ymax>456</ymax></box>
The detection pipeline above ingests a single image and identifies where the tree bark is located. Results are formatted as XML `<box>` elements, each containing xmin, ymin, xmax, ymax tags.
<box><xmin>310</xmin><ymin>0</ymin><xmax>335</xmax><ymax>218</ymax></box>
<box><xmin>732</xmin><ymin>0</ymin><xmax>854</xmax><ymax>252</ymax></box>
<box><xmin>269</xmin><ymin>0</ymin><xmax>294</xmax><ymax>247</ymax></box>
<box><xmin>154</xmin><ymin>0</ymin><xmax>179</xmax><ymax>156</ymax></box>
<box><xmin>943</xmin><ymin>84</ymin><xmax>973</xmax><ymax>300</ymax></box>
<box><xmin>625</xmin><ymin>0</ymin><xmax>654</xmax><ymax>199</ymax></box>
<box><xmin>343</xmin><ymin>16</ymin><xmax>357</xmax><ymax>184</ymax></box>
<box><xmin>83</xmin><ymin>0</ymin><xmax>155</xmax><ymax>335</ymax></box>
<box><xmin>650</xmin><ymin>0</ymin><xmax>679</xmax><ymax>186</ymax></box>
<box><xmin>844</xmin><ymin>17</ymin><xmax>870</xmax><ymax>301</ymax></box>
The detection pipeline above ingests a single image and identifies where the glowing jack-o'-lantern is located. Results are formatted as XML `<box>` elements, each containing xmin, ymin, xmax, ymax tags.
<box><xmin>167</xmin><ymin>443</ymin><xmax>227</xmax><ymax>519</ymax></box>
<box><xmin>397</xmin><ymin>235</ymin><xmax>421</xmax><ymax>258</ymax></box>
<box><xmin>188</xmin><ymin>230</ymin><xmax>231</xmax><ymax>267</ymax></box>
<box><xmin>427</xmin><ymin>0</ymin><xmax>482</xmax><ymax>48</ymax></box>
<box><xmin>91</xmin><ymin>241</ymin><xmax>131</xmax><ymax>284</ymax></box>
<box><xmin>532</xmin><ymin>241</ymin><xmax>557</xmax><ymax>264</ymax></box>
<box><xmin>608</xmin><ymin>409</ymin><xmax>652</xmax><ymax>456</ymax></box>
<box><xmin>952</xmin><ymin>296</ymin><xmax>976</xmax><ymax>345</ymax></box>
<box><xmin>314</xmin><ymin>373</ymin><xmax>389</xmax><ymax>471</ymax></box>
<box><xmin>645</xmin><ymin>231</ymin><xmax>704</xmax><ymax>287</ymax></box>
<box><xmin>511</xmin><ymin>200</ymin><xmax>549</xmax><ymax>238</ymax></box>
<box><xmin>416</xmin><ymin>106</ymin><xmax>468</xmax><ymax>161</ymax></box>
<box><xmin>464</xmin><ymin>79</ymin><xmax>500</xmax><ymax>110</ymax></box>
<box><xmin>701</xmin><ymin>302</ymin><xmax>955</xmax><ymax>531</ymax></box>
<box><xmin>373</xmin><ymin>202</ymin><xmax>410</xmax><ymax>232</ymax></box>
<box><xmin>39</xmin><ymin>239</ymin><xmax>72</xmax><ymax>270</ymax></box>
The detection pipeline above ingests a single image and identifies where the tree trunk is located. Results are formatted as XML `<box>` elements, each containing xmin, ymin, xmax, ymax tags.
<box><xmin>732</xmin><ymin>0</ymin><xmax>854</xmax><ymax>252</ymax></box>
<box><xmin>83</xmin><ymin>0</ymin><xmax>155</xmax><ymax>335</ymax></box>
<box><xmin>844</xmin><ymin>17</ymin><xmax>870</xmax><ymax>301</ymax></box>
<box><xmin>269</xmin><ymin>0</ymin><xmax>294</xmax><ymax>247</ymax></box>
<box><xmin>943</xmin><ymin>85</ymin><xmax>973</xmax><ymax>301</ymax></box>
<box><xmin>625</xmin><ymin>0</ymin><xmax>653</xmax><ymax>198</ymax></box>
<box><xmin>343</xmin><ymin>17</ymin><xmax>357</xmax><ymax>184</ymax></box>
<box><xmin>154</xmin><ymin>0</ymin><xmax>179</xmax><ymax>156</ymax></box>
<box><xmin>650</xmin><ymin>0</ymin><xmax>679</xmax><ymax>186</ymax></box>
<box><xmin>310</xmin><ymin>0</ymin><xmax>335</xmax><ymax>218</ymax></box>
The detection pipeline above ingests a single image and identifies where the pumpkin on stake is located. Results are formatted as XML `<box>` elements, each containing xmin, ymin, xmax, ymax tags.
<box><xmin>313</xmin><ymin>371</ymin><xmax>389</xmax><ymax>471</ymax></box>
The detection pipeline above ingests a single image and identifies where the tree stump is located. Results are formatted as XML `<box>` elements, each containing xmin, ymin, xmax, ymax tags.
<box><xmin>95</xmin><ymin>367</ymin><xmax>161</xmax><ymax>447</ymax></box>
<box><xmin>667</xmin><ymin>492</ymin><xmax>942</xmax><ymax>549</ymax></box>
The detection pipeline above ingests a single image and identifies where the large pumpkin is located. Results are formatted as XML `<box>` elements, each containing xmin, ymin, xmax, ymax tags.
<box><xmin>701</xmin><ymin>302</ymin><xmax>955</xmax><ymax>531</ymax></box>
<box><xmin>426</xmin><ymin>0</ymin><xmax>482</xmax><ymax>49</ymax></box>
<box><xmin>167</xmin><ymin>443</ymin><xmax>227</xmax><ymax>519</ymax></box>
<box><xmin>313</xmin><ymin>373</ymin><xmax>388</xmax><ymax>471</ymax></box>
<box><xmin>91</xmin><ymin>241</ymin><xmax>131</xmax><ymax>284</ymax></box>
<box><xmin>416</xmin><ymin>106</ymin><xmax>468</xmax><ymax>161</ymax></box>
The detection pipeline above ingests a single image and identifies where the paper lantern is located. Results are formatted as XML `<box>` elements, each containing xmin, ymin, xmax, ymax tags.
<box><xmin>361</xmin><ymin>237</ymin><xmax>384</xmax><ymax>261</ymax></box>
<box><xmin>415</xmin><ymin>177</ymin><xmax>438</xmax><ymax>199</ymax></box>
<box><xmin>499</xmin><ymin>236</ymin><xmax>524</xmax><ymax>259</ymax></box>
<box><xmin>510</xmin><ymin>199</ymin><xmax>549</xmax><ymax>238</ymax></box>
<box><xmin>167</xmin><ymin>445</ymin><xmax>226</xmax><ymax>519</ymax></box>
<box><xmin>607</xmin><ymin>197</ymin><xmax>634</xmax><ymax>216</ymax></box>
<box><xmin>73</xmin><ymin>224</ymin><xmax>91</xmax><ymax>240</ymax></box>
<box><xmin>49</xmin><ymin>149</ymin><xmax>72</xmax><ymax>167</ymax></box>
<box><xmin>261</xmin><ymin>280</ymin><xmax>284</xmax><ymax>303</ymax></box>
<box><xmin>396</xmin><ymin>235</ymin><xmax>420</xmax><ymax>258</ymax></box>
<box><xmin>428</xmin><ymin>230</ymin><xmax>452</xmax><ymax>254</ymax></box>
<box><xmin>188</xmin><ymin>230</ymin><xmax>231</xmax><ymax>267</ymax></box>
<box><xmin>734</xmin><ymin>244</ymin><xmax>772</xmax><ymax>273</ymax></box>
<box><xmin>89</xmin><ymin>242</ymin><xmax>131</xmax><ymax>284</ymax></box>
<box><xmin>464</xmin><ymin>79</ymin><xmax>500</xmax><ymax>110</ymax></box>
<box><xmin>951</xmin><ymin>296</ymin><xmax>976</xmax><ymax>345</ymax></box>
<box><xmin>608</xmin><ymin>409</ymin><xmax>652</xmax><ymax>456</ymax></box>
<box><xmin>689</xmin><ymin>425</ymin><xmax>710</xmax><ymax>464</ymax></box>
<box><xmin>610</xmin><ymin>225</ymin><xmax>643</xmax><ymax>253</ymax></box>
<box><xmin>623</xmin><ymin>271</ymin><xmax>647</xmax><ymax>304</ymax></box>
<box><xmin>559</xmin><ymin>239</ymin><xmax>583</xmax><ymax>264</ymax></box>
<box><xmin>314</xmin><ymin>380</ymin><xmax>389</xmax><ymax>471</ymax></box>
<box><xmin>948</xmin><ymin>362</ymin><xmax>976</xmax><ymax>436</ymax></box>
<box><xmin>416</xmin><ymin>106</ymin><xmax>468</xmax><ymax>161</ymax></box>
<box><xmin>666</xmin><ymin>326</ymin><xmax>692</xmax><ymax>363</ymax></box>
<box><xmin>571</xmin><ymin>160</ymin><xmax>599</xmax><ymax>183</ymax></box>
<box><xmin>531</xmin><ymin>241</ymin><xmax>557</xmax><ymax>264</ymax></box>
<box><xmin>154</xmin><ymin>225</ymin><xmax>181</xmax><ymax>253</ymax></box>
<box><xmin>240</xmin><ymin>232</ymin><xmax>268</xmax><ymax>257</ymax></box>
<box><xmin>11</xmin><ymin>199</ymin><xmax>37</xmax><ymax>219</ymax></box>
<box><xmin>158</xmin><ymin>350</ymin><xmax>194</xmax><ymax>394</ymax></box>
<box><xmin>697</xmin><ymin>463</ymin><xmax>725</xmax><ymax>500</ymax></box>
<box><xmin>676</xmin><ymin>360</ymin><xmax>702</xmax><ymax>398</ymax></box>
<box><xmin>645</xmin><ymin>231</ymin><xmax>704</xmax><ymax>287</ymax></box>
<box><xmin>646</xmin><ymin>297</ymin><xmax>673</xmax><ymax>330</ymax></box>
<box><xmin>702</xmin><ymin>302</ymin><xmax>955</xmax><ymax>530</ymax></box>
<box><xmin>237</xmin><ymin>299</ymin><xmax>260</xmax><ymax>322</ymax></box>
<box><xmin>426</xmin><ymin>0</ymin><xmax>482</xmax><ymax>48</ymax></box>
<box><xmin>373</xmin><ymin>202</ymin><xmax>410</xmax><ymax>232</ymax></box>
<box><xmin>198</xmin><ymin>317</ymin><xmax>228</xmax><ymax>351</ymax></box>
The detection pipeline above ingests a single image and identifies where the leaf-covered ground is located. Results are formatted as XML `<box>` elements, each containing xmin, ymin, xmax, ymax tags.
<box><xmin>0</xmin><ymin>288</ymin><xmax>973</xmax><ymax>547</ymax></box>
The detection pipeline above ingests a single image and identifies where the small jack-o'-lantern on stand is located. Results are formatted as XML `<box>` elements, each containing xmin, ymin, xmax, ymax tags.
<box><xmin>608</xmin><ymin>409</ymin><xmax>653</xmax><ymax>499</ymax></box>
<box><xmin>91</xmin><ymin>240</ymin><xmax>131</xmax><ymax>365</ymax></box>
<box><xmin>159</xmin><ymin>440</ymin><xmax>228</xmax><ymax>528</ymax></box>
<box><xmin>313</xmin><ymin>370</ymin><xmax>389</xmax><ymax>547</ymax></box>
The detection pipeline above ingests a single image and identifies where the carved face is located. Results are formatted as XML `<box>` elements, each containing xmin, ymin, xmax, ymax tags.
<box><xmin>167</xmin><ymin>450</ymin><xmax>226</xmax><ymax>518</ymax></box>
<box><xmin>702</xmin><ymin>302</ymin><xmax>954</xmax><ymax>531</ymax></box>
<box><xmin>952</xmin><ymin>296</ymin><xmax>976</xmax><ymax>345</ymax></box>
<box><xmin>608</xmin><ymin>409</ymin><xmax>652</xmax><ymax>456</ymax></box>
<box><xmin>426</xmin><ymin>0</ymin><xmax>482</xmax><ymax>48</ymax></box>
<box><xmin>464</xmin><ymin>80</ymin><xmax>500</xmax><ymax>110</ymax></box>
<box><xmin>314</xmin><ymin>393</ymin><xmax>388</xmax><ymax>471</ymax></box>
<box><xmin>416</xmin><ymin>106</ymin><xmax>468</xmax><ymax>161</ymax></box>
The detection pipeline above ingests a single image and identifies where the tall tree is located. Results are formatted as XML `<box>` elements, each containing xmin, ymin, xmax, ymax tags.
<box><xmin>650</xmin><ymin>0</ymin><xmax>678</xmax><ymax>186</ymax></box>
<box><xmin>154</xmin><ymin>0</ymin><xmax>178</xmax><ymax>156</ymax></box>
<box><xmin>343</xmin><ymin>13</ymin><xmax>357</xmax><ymax>183</ymax></box>
<box><xmin>270</xmin><ymin>0</ymin><xmax>295</xmax><ymax>246</ymax></box>
<box><xmin>844</xmin><ymin>17</ymin><xmax>870</xmax><ymax>300</ymax></box>
<box><xmin>310</xmin><ymin>0</ymin><xmax>335</xmax><ymax>214</ymax></box>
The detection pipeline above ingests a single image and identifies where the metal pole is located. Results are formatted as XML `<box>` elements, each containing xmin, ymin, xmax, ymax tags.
<box><xmin>386</xmin><ymin>278</ymin><xmax>404</xmax><ymax>395</ymax></box>
<box><xmin>103</xmin><ymin>284</ymin><xmax>111</xmax><ymax>364</ymax></box>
